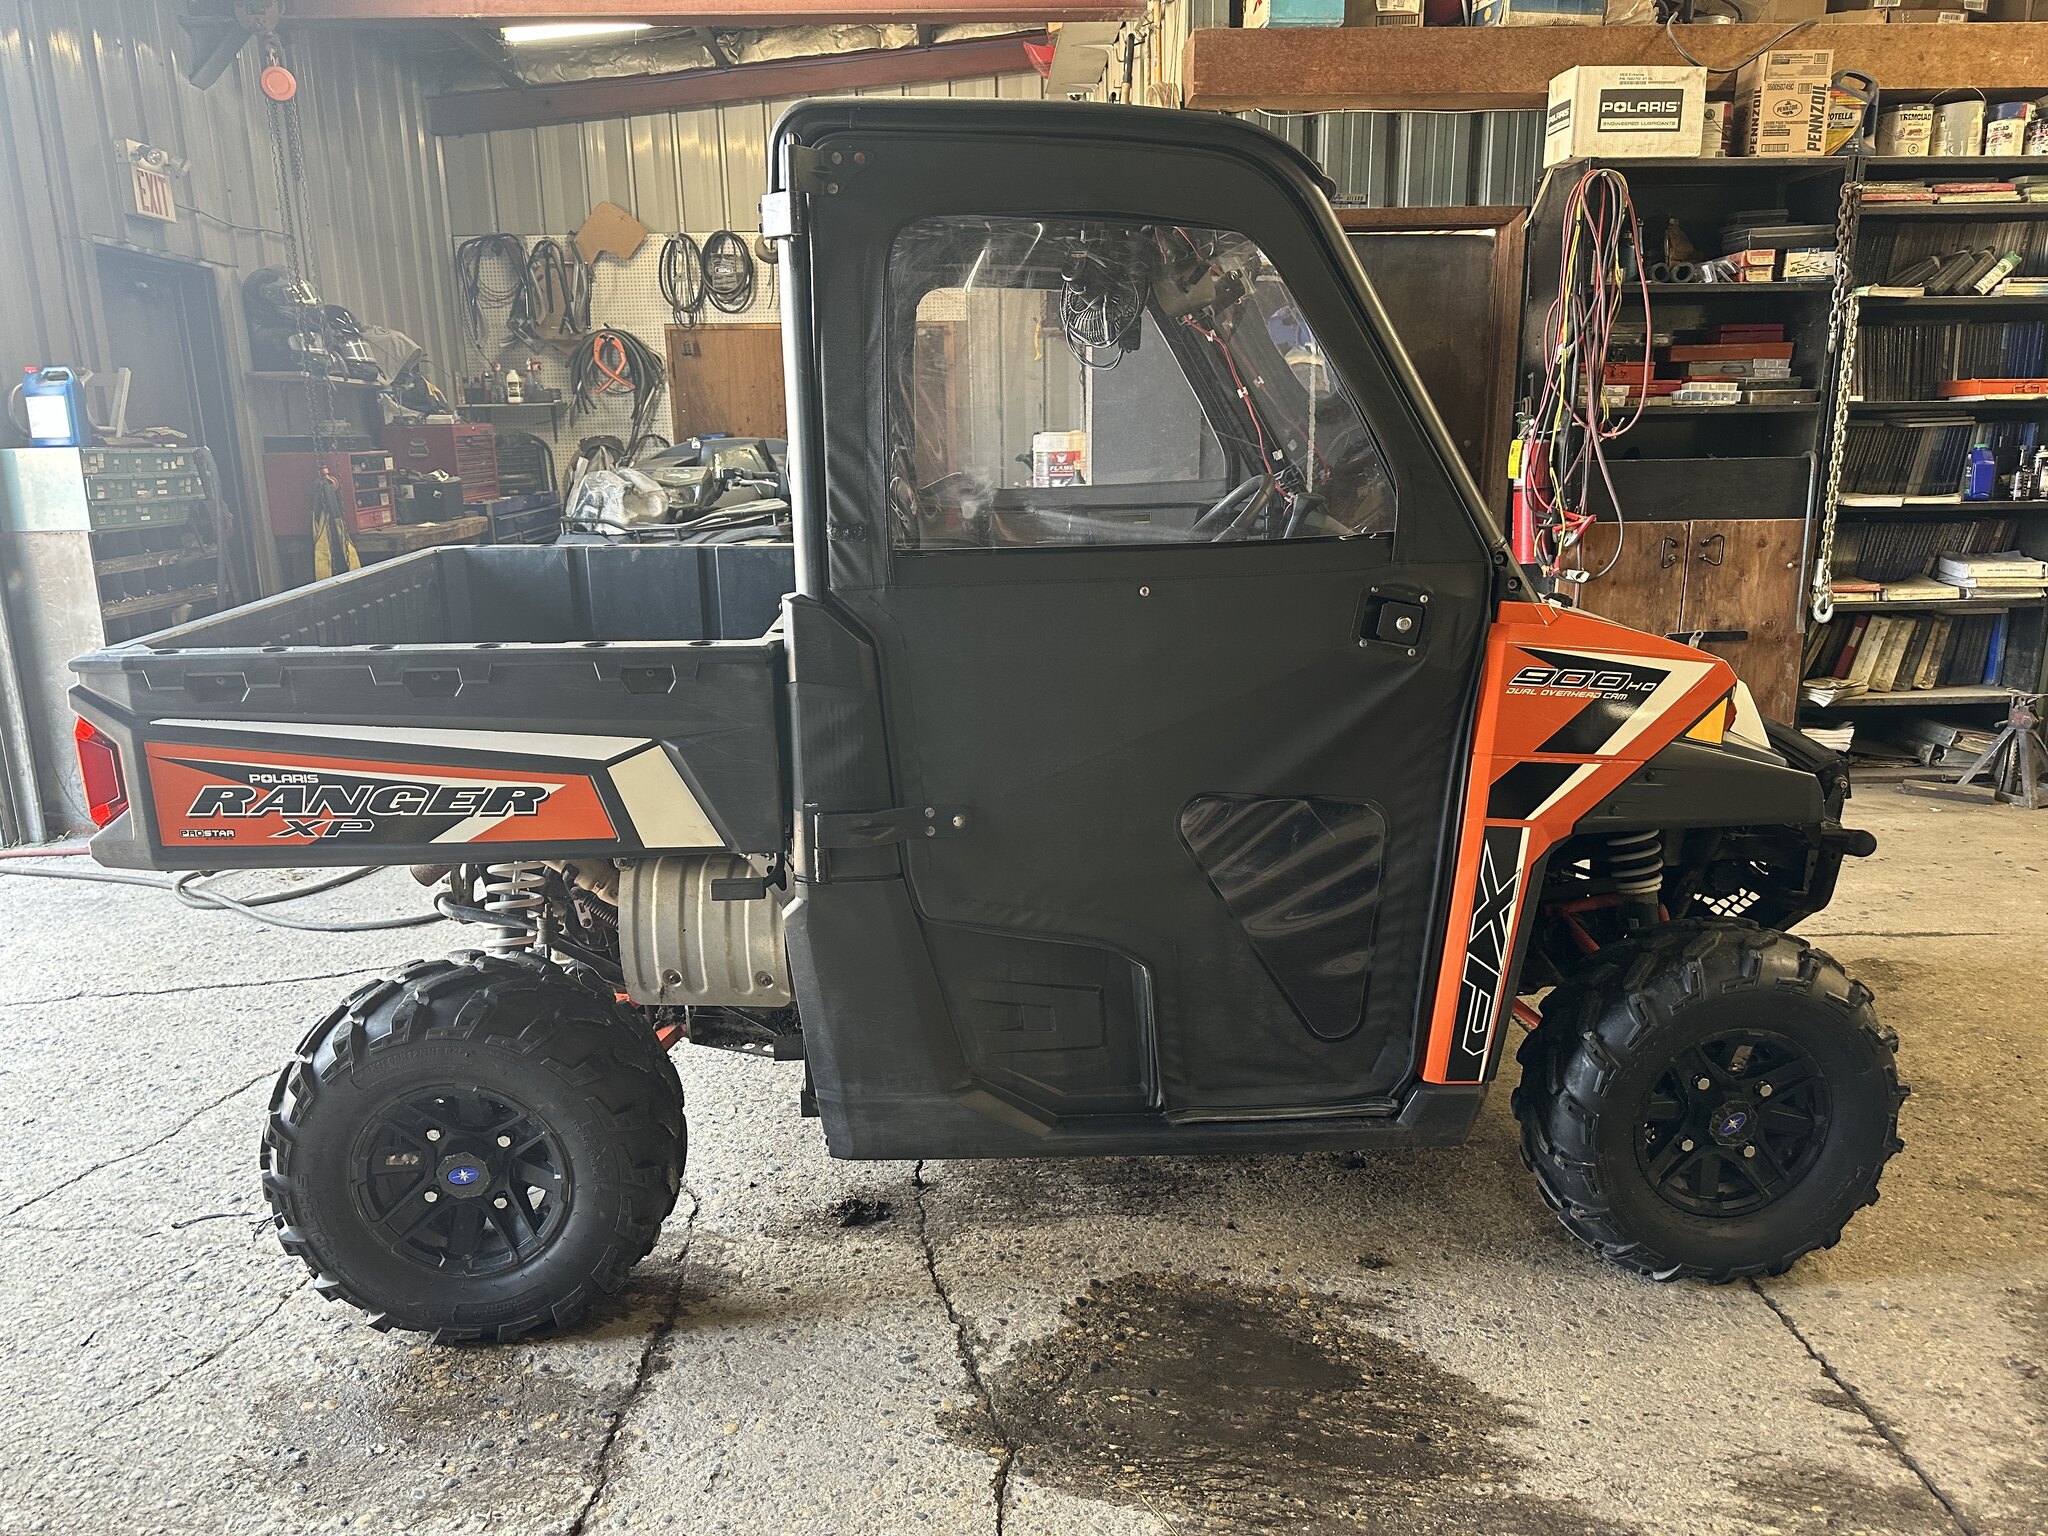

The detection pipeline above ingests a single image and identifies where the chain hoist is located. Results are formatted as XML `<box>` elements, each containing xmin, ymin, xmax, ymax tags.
<box><xmin>1809</xmin><ymin>174</ymin><xmax>1863</xmax><ymax>627</ymax></box>
<box><xmin>260</xmin><ymin>30</ymin><xmax>357</xmax><ymax>575</ymax></box>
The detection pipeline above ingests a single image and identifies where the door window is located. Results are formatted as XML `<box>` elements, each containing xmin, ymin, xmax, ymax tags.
<box><xmin>888</xmin><ymin>216</ymin><xmax>1395</xmax><ymax>550</ymax></box>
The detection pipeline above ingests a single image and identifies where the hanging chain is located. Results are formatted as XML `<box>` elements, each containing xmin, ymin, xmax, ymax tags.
<box><xmin>266</xmin><ymin>67</ymin><xmax>337</xmax><ymax>459</ymax></box>
<box><xmin>1809</xmin><ymin>174</ymin><xmax>1863</xmax><ymax>627</ymax></box>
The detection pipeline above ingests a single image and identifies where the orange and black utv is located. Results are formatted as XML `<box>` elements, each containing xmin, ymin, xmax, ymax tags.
<box><xmin>70</xmin><ymin>101</ymin><xmax>1900</xmax><ymax>1342</ymax></box>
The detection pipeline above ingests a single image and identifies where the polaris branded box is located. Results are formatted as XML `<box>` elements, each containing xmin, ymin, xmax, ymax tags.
<box><xmin>1543</xmin><ymin>65</ymin><xmax>1707</xmax><ymax>167</ymax></box>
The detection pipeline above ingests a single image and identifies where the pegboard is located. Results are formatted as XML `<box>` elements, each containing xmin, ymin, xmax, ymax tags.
<box><xmin>448</xmin><ymin>232</ymin><xmax>781</xmax><ymax>482</ymax></box>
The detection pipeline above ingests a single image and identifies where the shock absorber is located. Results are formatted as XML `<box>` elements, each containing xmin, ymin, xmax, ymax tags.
<box><xmin>477</xmin><ymin>862</ymin><xmax>547</xmax><ymax>953</ymax></box>
<box><xmin>1604</xmin><ymin>830</ymin><xmax>1664</xmax><ymax>933</ymax></box>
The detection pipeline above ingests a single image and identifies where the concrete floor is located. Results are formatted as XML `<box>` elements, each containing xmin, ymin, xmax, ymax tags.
<box><xmin>0</xmin><ymin>787</ymin><xmax>2043</xmax><ymax>1536</ymax></box>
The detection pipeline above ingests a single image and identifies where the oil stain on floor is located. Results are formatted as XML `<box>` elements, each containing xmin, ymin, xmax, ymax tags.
<box><xmin>959</xmin><ymin>1272</ymin><xmax>1639</xmax><ymax>1536</ymax></box>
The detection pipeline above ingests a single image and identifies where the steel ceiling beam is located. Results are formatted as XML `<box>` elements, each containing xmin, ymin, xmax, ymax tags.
<box><xmin>425</xmin><ymin>32</ymin><xmax>1051</xmax><ymax>135</ymax></box>
<box><xmin>282</xmin><ymin>1</ymin><xmax>1128</xmax><ymax>23</ymax></box>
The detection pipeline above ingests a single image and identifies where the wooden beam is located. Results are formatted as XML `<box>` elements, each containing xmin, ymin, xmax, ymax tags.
<box><xmin>1184</xmin><ymin>22</ymin><xmax>2048</xmax><ymax>113</ymax></box>
<box><xmin>426</xmin><ymin>32</ymin><xmax>1050</xmax><ymax>134</ymax></box>
<box><xmin>286</xmin><ymin>0</ymin><xmax>1126</xmax><ymax>23</ymax></box>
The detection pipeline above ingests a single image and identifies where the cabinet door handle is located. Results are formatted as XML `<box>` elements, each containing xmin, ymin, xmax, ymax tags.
<box><xmin>1658</xmin><ymin>535</ymin><xmax>1680</xmax><ymax>569</ymax></box>
<box><xmin>1698</xmin><ymin>532</ymin><xmax>1726</xmax><ymax>566</ymax></box>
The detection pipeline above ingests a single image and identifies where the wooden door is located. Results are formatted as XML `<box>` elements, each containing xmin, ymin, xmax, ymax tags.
<box><xmin>1561</xmin><ymin>521</ymin><xmax>1690</xmax><ymax>638</ymax></box>
<box><xmin>666</xmin><ymin>323</ymin><xmax>787</xmax><ymax>440</ymax></box>
<box><xmin>1682</xmin><ymin>519</ymin><xmax>1805</xmax><ymax>721</ymax></box>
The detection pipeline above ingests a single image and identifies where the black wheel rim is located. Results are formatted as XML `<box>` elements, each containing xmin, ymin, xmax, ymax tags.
<box><xmin>350</xmin><ymin>1088</ymin><xmax>572</xmax><ymax>1276</ymax></box>
<box><xmin>1633</xmin><ymin>1031</ymin><xmax>1832</xmax><ymax>1218</ymax></box>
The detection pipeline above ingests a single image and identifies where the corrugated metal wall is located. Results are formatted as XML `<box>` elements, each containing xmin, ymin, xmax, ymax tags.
<box><xmin>0</xmin><ymin>0</ymin><xmax>461</xmax><ymax>587</ymax></box>
<box><xmin>0</xmin><ymin>0</ymin><xmax>461</xmax><ymax>378</ymax></box>
<box><xmin>1132</xmin><ymin>0</ymin><xmax>1543</xmax><ymax>206</ymax></box>
<box><xmin>440</xmin><ymin>71</ymin><xmax>1049</xmax><ymax>238</ymax></box>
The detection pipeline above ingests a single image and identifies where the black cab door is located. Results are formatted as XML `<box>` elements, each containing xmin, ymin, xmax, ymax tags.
<box><xmin>773</xmin><ymin>102</ymin><xmax>1503</xmax><ymax>1148</ymax></box>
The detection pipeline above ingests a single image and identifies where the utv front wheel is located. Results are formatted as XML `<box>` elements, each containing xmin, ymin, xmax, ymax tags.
<box><xmin>1513</xmin><ymin>921</ymin><xmax>1904</xmax><ymax>1282</ymax></box>
<box><xmin>262</xmin><ymin>954</ymin><xmax>685</xmax><ymax>1342</ymax></box>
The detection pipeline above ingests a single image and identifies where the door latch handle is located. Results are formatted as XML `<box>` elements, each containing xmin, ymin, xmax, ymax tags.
<box><xmin>1361</xmin><ymin>588</ymin><xmax>1429</xmax><ymax>652</ymax></box>
<box><xmin>1659</xmin><ymin>536</ymin><xmax>1679</xmax><ymax>569</ymax></box>
<box><xmin>1698</xmin><ymin>533</ymin><xmax>1726</xmax><ymax>566</ymax></box>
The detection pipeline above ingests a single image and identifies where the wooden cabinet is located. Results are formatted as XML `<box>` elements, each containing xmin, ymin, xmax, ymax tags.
<box><xmin>1565</xmin><ymin>518</ymin><xmax>1805</xmax><ymax>721</ymax></box>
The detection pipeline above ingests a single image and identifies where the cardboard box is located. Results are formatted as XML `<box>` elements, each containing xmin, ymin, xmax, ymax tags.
<box><xmin>1544</xmin><ymin>65</ymin><xmax>1707</xmax><ymax>166</ymax></box>
<box><xmin>1344</xmin><ymin>0</ymin><xmax>1423</xmax><ymax>22</ymax></box>
<box><xmin>1784</xmin><ymin>248</ymin><xmax>1839</xmax><ymax>281</ymax></box>
<box><xmin>1877</xmin><ymin>103</ymin><xmax>1935</xmax><ymax>155</ymax></box>
<box><xmin>1737</xmin><ymin>49</ymin><xmax>1831</xmax><ymax>156</ymax></box>
<box><xmin>1244</xmin><ymin>0</ymin><xmax>1346</xmax><ymax>23</ymax></box>
<box><xmin>1471</xmin><ymin>0</ymin><xmax>1601</xmax><ymax>25</ymax></box>
<box><xmin>1702</xmin><ymin>100</ymin><xmax>1734</xmax><ymax>156</ymax></box>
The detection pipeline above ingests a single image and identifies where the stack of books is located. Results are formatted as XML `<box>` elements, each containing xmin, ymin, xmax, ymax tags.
<box><xmin>2016</xmin><ymin>176</ymin><xmax>2048</xmax><ymax>206</ymax></box>
<box><xmin>1935</xmin><ymin>550</ymin><xmax>2048</xmax><ymax>597</ymax></box>
<box><xmin>1802</xmin><ymin>609</ymin><xmax>2037</xmax><ymax>699</ymax></box>
<box><xmin>1833</xmin><ymin>517</ymin><xmax>2024</xmax><ymax>583</ymax></box>
<box><xmin>1861</xmin><ymin>184</ymin><xmax>1939</xmax><ymax>207</ymax></box>
<box><xmin>1933</xmin><ymin>182</ymin><xmax>2025</xmax><ymax>206</ymax></box>
<box><xmin>1852</xmin><ymin>318</ymin><xmax>2048</xmax><ymax>401</ymax></box>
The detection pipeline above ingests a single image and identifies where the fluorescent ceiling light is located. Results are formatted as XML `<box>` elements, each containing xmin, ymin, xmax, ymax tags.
<box><xmin>500</xmin><ymin>22</ymin><xmax>655</xmax><ymax>45</ymax></box>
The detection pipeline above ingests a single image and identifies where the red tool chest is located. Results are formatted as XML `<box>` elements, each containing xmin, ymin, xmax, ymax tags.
<box><xmin>383</xmin><ymin>423</ymin><xmax>499</xmax><ymax>502</ymax></box>
<box><xmin>263</xmin><ymin>449</ymin><xmax>397</xmax><ymax>536</ymax></box>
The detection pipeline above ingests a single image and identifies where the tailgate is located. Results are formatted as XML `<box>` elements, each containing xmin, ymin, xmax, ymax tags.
<box><xmin>71</xmin><ymin>637</ymin><xmax>787</xmax><ymax>872</ymax></box>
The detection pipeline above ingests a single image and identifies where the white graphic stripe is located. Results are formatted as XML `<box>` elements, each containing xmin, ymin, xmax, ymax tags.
<box><xmin>163</xmin><ymin>719</ymin><xmax>649</xmax><ymax>762</ymax></box>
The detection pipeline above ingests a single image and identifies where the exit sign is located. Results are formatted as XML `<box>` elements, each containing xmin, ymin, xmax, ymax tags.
<box><xmin>130</xmin><ymin>163</ymin><xmax>177</xmax><ymax>223</ymax></box>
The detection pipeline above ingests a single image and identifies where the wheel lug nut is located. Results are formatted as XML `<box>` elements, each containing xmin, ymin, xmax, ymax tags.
<box><xmin>497</xmin><ymin>1135</ymin><xmax>512</xmax><ymax>1148</ymax></box>
<box><xmin>493</xmin><ymin>1196</ymin><xmax>508</xmax><ymax>1209</ymax></box>
<box><xmin>1695</xmin><ymin>1077</ymin><xmax>1712</xmax><ymax>1091</ymax></box>
<box><xmin>424</xmin><ymin>1190</ymin><xmax>439</xmax><ymax>1203</ymax></box>
<box><xmin>1759</xmin><ymin>1084</ymin><xmax>1773</xmax><ymax>1098</ymax></box>
<box><xmin>1680</xmin><ymin>1138</ymin><xmax>1695</xmax><ymax>1152</ymax></box>
<box><xmin>426</xmin><ymin>1129</ymin><xmax>442</xmax><ymax>1142</ymax></box>
<box><xmin>1742</xmin><ymin>1145</ymin><xmax>1758</xmax><ymax>1159</ymax></box>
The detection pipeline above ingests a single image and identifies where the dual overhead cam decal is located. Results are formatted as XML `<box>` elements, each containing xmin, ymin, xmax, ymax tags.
<box><xmin>1423</xmin><ymin>605</ymin><xmax>1734</xmax><ymax>1085</ymax></box>
<box><xmin>139</xmin><ymin>722</ymin><xmax>727</xmax><ymax>851</ymax></box>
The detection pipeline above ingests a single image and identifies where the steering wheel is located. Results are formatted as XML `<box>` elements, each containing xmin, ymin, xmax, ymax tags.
<box><xmin>1188</xmin><ymin>473</ymin><xmax>1279</xmax><ymax>542</ymax></box>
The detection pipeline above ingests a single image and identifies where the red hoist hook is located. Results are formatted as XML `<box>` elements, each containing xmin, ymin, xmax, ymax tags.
<box><xmin>239</xmin><ymin>2</ymin><xmax>296</xmax><ymax>101</ymax></box>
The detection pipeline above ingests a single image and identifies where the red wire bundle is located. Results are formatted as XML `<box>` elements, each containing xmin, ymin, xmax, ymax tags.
<box><xmin>1523</xmin><ymin>167</ymin><xmax>1654</xmax><ymax>581</ymax></box>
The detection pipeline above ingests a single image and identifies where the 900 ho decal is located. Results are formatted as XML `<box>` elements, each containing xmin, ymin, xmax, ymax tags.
<box><xmin>143</xmin><ymin>742</ymin><xmax>617</xmax><ymax>848</ymax></box>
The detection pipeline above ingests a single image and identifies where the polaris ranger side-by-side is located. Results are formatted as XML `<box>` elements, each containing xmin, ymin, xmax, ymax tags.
<box><xmin>69</xmin><ymin>102</ymin><xmax>1901</xmax><ymax>1342</ymax></box>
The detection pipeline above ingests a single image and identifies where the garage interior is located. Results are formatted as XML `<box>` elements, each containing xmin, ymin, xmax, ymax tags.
<box><xmin>1</xmin><ymin>2</ymin><xmax>2045</xmax><ymax>1534</ymax></box>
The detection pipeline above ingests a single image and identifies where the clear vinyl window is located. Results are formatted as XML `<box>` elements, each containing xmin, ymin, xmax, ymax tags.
<box><xmin>888</xmin><ymin>215</ymin><xmax>1395</xmax><ymax>550</ymax></box>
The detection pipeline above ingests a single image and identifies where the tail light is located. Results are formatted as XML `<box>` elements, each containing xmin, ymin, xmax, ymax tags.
<box><xmin>73</xmin><ymin>717</ymin><xmax>128</xmax><ymax>828</ymax></box>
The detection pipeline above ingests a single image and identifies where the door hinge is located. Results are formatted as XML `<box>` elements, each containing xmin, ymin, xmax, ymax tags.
<box><xmin>812</xmin><ymin>803</ymin><xmax>970</xmax><ymax>849</ymax></box>
<box><xmin>785</xmin><ymin>143</ymin><xmax>871</xmax><ymax>198</ymax></box>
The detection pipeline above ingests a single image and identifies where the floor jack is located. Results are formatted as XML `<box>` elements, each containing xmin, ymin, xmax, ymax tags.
<box><xmin>1903</xmin><ymin>692</ymin><xmax>2046</xmax><ymax>810</ymax></box>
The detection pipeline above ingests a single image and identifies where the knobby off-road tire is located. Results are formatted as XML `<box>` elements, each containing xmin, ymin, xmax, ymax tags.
<box><xmin>263</xmin><ymin>953</ymin><xmax>685</xmax><ymax>1343</ymax></box>
<box><xmin>1513</xmin><ymin>919</ymin><xmax>1905</xmax><ymax>1283</ymax></box>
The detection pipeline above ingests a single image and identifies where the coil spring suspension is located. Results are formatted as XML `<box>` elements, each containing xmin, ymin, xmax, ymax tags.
<box><xmin>1603</xmin><ymin>830</ymin><xmax>1664</xmax><ymax>931</ymax></box>
<box><xmin>478</xmin><ymin>862</ymin><xmax>547</xmax><ymax>953</ymax></box>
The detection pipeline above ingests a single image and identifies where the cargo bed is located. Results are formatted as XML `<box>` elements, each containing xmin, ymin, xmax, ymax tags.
<box><xmin>71</xmin><ymin>543</ymin><xmax>797</xmax><ymax>870</ymax></box>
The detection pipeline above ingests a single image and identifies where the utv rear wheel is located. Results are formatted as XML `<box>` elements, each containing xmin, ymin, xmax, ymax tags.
<box><xmin>262</xmin><ymin>953</ymin><xmax>685</xmax><ymax>1342</ymax></box>
<box><xmin>1513</xmin><ymin>920</ymin><xmax>1904</xmax><ymax>1283</ymax></box>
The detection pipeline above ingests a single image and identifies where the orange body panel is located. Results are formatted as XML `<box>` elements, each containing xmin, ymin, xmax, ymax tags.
<box><xmin>1421</xmin><ymin>601</ymin><xmax>1737</xmax><ymax>1084</ymax></box>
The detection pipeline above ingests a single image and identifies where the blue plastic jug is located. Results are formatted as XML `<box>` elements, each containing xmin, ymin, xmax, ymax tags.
<box><xmin>1963</xmin><ymin>441</ymin><xmax>1997</xmax><ymax>502</ymax></box>
<box><xmin>18</xmin><ymin>366</ymin><xmax>88</xmax><ymax>448</ymax></box>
